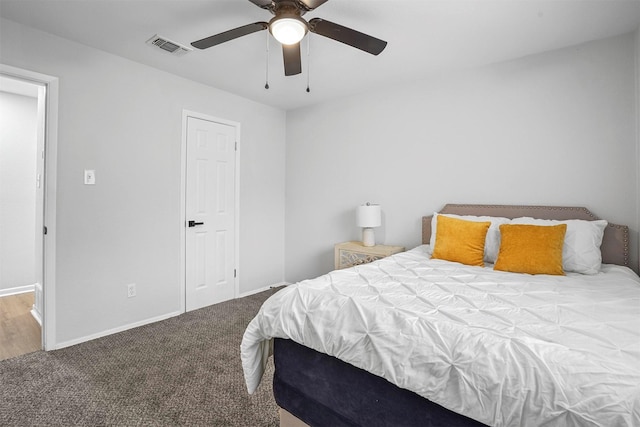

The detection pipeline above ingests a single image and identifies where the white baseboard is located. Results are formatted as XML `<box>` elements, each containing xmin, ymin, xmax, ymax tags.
<box><xmin>0</xmin><ymin>284</ymin><xmax>35</xmax><ymax>298</ymax></box>
<box><xmin>272</xmin><ymin>282</ymin><xmax>292</xmax><ymax>288</ymax></box>
<box><xmin>31</xmin><ymin>306</ymin><xmax>43</xmax><ymax>326</ymax></box>
<box><xmin>273</xmin><ymin>282</ymin><xmax>292</xmax><ymax>290</ymax></box>
<box><xmin>54</xmin><ymin>284</ymin><xmax>291</xmax><ymax>350</ymax></box>
<box><xmin>239</xmin><ymin>282</ymin><xmax>290</xmax><ymax>298</ymax></box>
<box><xmin>54</xmin><ymin>310</ymin><xmax>182</xmax><ymax>350</ymax></box>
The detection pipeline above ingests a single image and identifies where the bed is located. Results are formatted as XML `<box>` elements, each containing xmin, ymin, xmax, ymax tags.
<box><xmin>241</xmin><ymin>204</ymin><xmax>639</xmax><ymax>427</ymax></box>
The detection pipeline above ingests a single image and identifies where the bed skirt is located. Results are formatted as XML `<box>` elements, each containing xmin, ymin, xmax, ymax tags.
<box><xmin>273</xmin><ymin>338</ymin><xmax>486</xmax><ymax>427</ymax></box>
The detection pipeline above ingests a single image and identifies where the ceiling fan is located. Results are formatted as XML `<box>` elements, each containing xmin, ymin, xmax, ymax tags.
<box><xmin>191</xmin><ymin>0</ymin><xmax>387</xmax><ymax>77</ymax></box>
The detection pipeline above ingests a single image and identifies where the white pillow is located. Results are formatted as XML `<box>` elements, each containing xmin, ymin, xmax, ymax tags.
<box><xmin>429</xmin><ymin>213</ymin><xmax>510</xmax><ymax>263</ymax></box>
<box><xmin>510</xmin><ymin>217</ymin><xmax>608</xmax><ymax>274</ymax></box>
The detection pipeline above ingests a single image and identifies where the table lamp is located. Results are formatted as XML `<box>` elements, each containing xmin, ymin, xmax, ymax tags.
<box><xmin>357</xmin><ymin>203</ymin><xmax>381</xmax><ymax>247</ymax></box>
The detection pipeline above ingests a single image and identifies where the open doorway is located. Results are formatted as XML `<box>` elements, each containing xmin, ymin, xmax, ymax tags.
<box><xmin>0</xmin><ymin>75</ymin><xmax>44</xmax><ymax>360</ymax></box>
<box><xmin>0</xmin><ymin>64</ymin><xmax>58</xmax><ymax>356</ymax></box>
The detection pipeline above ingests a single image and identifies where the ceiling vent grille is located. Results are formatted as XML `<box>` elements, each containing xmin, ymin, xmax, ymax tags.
<box><xmin>146</xmin><ymin>35</ymin><xmax>192</xmax><ymax>56</ymax></box>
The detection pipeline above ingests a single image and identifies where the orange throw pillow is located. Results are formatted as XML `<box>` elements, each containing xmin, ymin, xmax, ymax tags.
<box><xmin>494</xmin><ymin>224</ymin><xmax>567</xmax><ymax>275</ymax></box>
<box><xmin>431</xmin><ymin>215</ymin><xmax>490</xmax><ymax>267</ymax></box>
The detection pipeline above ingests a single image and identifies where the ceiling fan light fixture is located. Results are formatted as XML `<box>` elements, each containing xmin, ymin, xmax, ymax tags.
<box><xmin>191</xmin><ymin>0</ymin><xmax>387</xmax><ymax>78</ymax></box>
<box><xmin>270</xmin><ymin>16</ymin><xmax>308</xmax><ymax>45</ymax></box>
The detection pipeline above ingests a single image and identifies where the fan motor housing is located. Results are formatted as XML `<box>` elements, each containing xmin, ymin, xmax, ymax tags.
<box><xmin>273</xmin><ymin>1</ymin><xmax>307</xmax><ymax>16</ymax></box>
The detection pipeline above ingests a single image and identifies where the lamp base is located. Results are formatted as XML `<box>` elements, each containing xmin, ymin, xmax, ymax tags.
<box><xmin>362</xmin><ymin>228</ymin><xmax>375</xmax><ymax>247</ymax></box>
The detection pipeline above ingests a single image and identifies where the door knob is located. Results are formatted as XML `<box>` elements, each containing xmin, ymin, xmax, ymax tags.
<box><xmin>188</xmin><ymin>220</ymin><xmax>204</xmax><ymax>227</ymax></box>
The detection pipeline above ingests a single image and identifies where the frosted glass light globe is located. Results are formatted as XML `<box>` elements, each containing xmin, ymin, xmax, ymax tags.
<box><xmin>270</xmin><ymin>17</ymin><xmax>307</xmax><ymax>45</ymax></box>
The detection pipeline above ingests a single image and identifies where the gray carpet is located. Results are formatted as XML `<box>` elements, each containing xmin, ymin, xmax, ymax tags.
<box><xmin>0</xmin><ymin>288</ymin><xmax>281</xmax><ymax>426</ymax></box>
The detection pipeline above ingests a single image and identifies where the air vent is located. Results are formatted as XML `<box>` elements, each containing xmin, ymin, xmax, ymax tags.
<box><xmin>146</xmin><ymin>35</ymin><xmax>192</xmax><ymax>56</ymax></box>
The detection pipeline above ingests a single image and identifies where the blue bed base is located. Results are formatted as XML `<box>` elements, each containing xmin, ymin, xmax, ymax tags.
<box><xmin>273</xmin><ymin>338</ymin><xmax>487</xmax><ymax>427</ymax></box>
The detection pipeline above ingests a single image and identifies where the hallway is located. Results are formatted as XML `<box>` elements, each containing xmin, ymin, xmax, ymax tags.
<box><xmin>0</xmin><ymin>292</ymin><xmax>40</xmax><ymax>361</ymax></box>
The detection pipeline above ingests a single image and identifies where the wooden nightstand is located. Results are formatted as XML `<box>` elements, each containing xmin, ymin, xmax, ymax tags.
<box><xmin>334</xmin><ymin>241</ymin><xmax>405</xmax><ymax>270</ymax></box>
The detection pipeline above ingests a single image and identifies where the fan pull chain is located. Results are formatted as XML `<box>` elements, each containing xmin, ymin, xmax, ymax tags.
<box><xmin>306</xmin><ymin>34</ymin><xmax>311</xmax><ymax>93</ymax></box>
<box><xmin>265</xmin><ymin>31</ymin><xmax>270</xmax><ymax>90</ymax></box>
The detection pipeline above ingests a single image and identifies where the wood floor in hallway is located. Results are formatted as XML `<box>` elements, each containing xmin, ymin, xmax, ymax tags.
<box><xmin>0</xmin><ymin>292</ymin><xmax>41</xmax><ymax>361</ymax></box>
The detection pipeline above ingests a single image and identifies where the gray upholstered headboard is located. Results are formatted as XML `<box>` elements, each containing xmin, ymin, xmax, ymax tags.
<box><xmin>422</xmin><ymin>204</ymin><xmax>629</xmax><ymax>267</ymax></box>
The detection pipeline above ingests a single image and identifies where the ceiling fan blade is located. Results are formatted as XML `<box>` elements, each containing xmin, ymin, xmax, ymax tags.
<box><xmin>298</xmin><ymin>0</ymin><xmax>330</xmax><ymax>11</ymax></box>
<box><xmin>282</xmin><ymin>43</ymin><xmax>302</xmax><ymax>76</ymax></box>
<box><xmin>309</xmin><ymin>18</ymin><xmax>387</xmax><ymax>55</ymax></box>
<box><xmin>248</xmin><ymin>0</ymin><xmax>273</xmax><ymax>10</ymax></box>
<box><xmin>191</xmin><ymin>22</ymin><xmax>268</xmax><ymax>49</ymax></box>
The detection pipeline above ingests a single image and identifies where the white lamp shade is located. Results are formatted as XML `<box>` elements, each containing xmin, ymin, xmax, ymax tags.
<box><xmin>356</xmin><ymin>204</ymin><xmax>381</xmax><ymax>228</ymax></box>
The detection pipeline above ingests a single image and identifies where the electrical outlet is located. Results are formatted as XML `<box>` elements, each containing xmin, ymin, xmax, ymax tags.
<box><xmin>127</xmin><ymin>283</ymin><xmax>136</xmax><ymax>298</ymax></box>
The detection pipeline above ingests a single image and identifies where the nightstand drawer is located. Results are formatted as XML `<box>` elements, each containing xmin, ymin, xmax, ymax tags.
<box><xmin>335</xmin><ymin>241</ymin><xmax>404</xmax><ymax>270</ymax></box>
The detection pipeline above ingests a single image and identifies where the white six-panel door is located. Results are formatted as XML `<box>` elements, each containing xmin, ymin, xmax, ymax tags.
<box><xmin>185</xmin><ymin>116</ymin><xmax>236</xmax><ymax>311</ymax></box>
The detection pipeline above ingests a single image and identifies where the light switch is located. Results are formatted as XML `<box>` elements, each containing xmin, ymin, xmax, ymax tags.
<box><xmin>84</xmin><ymin>169</ymin><xmax>96</xmax><ymax>185</ymax></box>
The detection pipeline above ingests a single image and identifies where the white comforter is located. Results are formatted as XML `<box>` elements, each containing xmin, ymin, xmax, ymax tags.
<box><xmin>241</xmin><ymin>245</ymin><xmax>640</xmax><ymax>427</ymax></box>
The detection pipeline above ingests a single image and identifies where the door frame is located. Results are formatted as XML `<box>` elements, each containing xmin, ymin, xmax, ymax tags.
<box><xmin>180</xmin><ymin>110</ymin><xmax>240</xmax><ymax>312</ymax></box>
<box><xmin>0</xmin><ymin>63</ymin><xmax>59</xmax><ymax>351</ymax></box>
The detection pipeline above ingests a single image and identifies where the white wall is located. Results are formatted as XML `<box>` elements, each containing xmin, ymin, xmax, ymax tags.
<box><xmin>0</xmin><ymin>91</ymin><xmax>37</xmax><ymax>292</ymax></box>
<box><xmin>636</xmin><ymin>28</ymin><xmax>640</xmax><ymax>269</ymax></box>
<box><xmin>0</xmin><ymin>18</ymin><xmax>286</xmax><ymax>346</ymax></box>
<box><xmin>286</xmin><ymin>33</ymin><xmax>639</xmax><ymax>282</ymax></box>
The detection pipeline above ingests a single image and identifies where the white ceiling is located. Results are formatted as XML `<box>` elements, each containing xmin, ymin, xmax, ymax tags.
<box><xmin>1</xmin><ymin>0</ymin><xmax>639</xmax><ymax>111</ymax></box>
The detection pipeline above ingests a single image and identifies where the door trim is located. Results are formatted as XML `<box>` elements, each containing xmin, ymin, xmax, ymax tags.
<box><xmin>1</xmin><ymin>64</ymin><xmax>59</xmax><ymax>351</ymax></box>
<box><xmin>180</xmin><ymin>110</ymin><xmax>240</xmax><ymax>312</ymax></box>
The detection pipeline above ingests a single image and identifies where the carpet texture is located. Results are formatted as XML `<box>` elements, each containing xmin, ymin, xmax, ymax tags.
<box><xmin>0</xmin><ymin>288</ymin><xmax>281</xmax><ymax>426</ymax></box>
